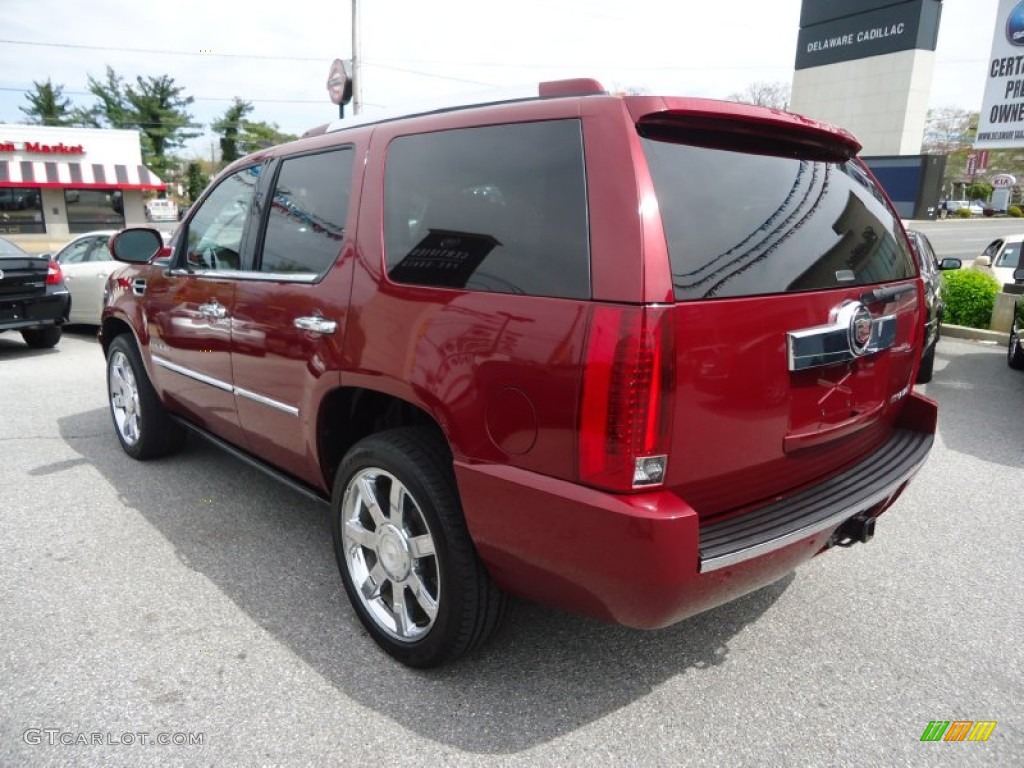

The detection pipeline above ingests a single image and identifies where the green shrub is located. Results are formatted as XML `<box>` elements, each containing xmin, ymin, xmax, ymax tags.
<box><xmin>955</xmin><ymin>207</ymin><xmax>973</xmax><ymax>218</ymax></box>
<box><xmin>941</xmin><ymin>269</ymin><xmax>1000</xmax><ymax>328</ymax></box>
<box><xmin>1009</xmin><ymin>205</ymin><xmax>1023</xmax><ymax>217</ymax></box>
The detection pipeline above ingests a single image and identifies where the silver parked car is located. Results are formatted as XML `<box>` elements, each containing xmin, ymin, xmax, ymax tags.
<box><xmin>51</xmin><ymin>231</ymin><xmax>120</xmax><ymax>324</ymax></box>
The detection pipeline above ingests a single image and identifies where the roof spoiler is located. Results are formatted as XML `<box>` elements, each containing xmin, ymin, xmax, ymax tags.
<box><xmin>630</xmin><ymin>98</ymin><xmax>861</xmax><ymax>162</ymax></box>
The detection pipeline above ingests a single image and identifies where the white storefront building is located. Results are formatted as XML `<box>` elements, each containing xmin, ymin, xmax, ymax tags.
<box><xmin>0</xmin><ymin>124</ymin><xmax>165</xmax><ymax>249</ymax></box>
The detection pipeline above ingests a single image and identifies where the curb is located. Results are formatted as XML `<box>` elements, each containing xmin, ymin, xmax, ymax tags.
<box><xmin>942</xmin><ymin>324</ymin><xmax>1008</xmax><ymax>346</ymax></box>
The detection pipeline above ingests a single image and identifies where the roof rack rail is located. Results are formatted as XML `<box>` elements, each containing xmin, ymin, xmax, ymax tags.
<box><xmin>322</xmin><ymin>78</ymin><xmax>605</xmax><ymax>134</ymax></box>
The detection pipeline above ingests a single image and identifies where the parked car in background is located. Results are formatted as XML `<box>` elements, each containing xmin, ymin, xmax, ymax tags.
<box><xmin>50</xmin><ymin>230</ymin><xmax>172</xmax><ymax>324</ymax></box>
<box><xmin>145</xmin><ymin>199</ymin><xmax>178</xmax><ymax>222</ymax></box>
<box><xmin>974</xmin><ymin>235</ymin><xmax>1024</xmax><ymax>287</ymax></box>
<box><xmin>52</xmin><ymin>231</ymin><xmax>120</xmax><ymax>324</ymax></box>
<box><xmin>905</xmin><ymin>229</ymin><xmax>961</xmax><ymax>382</ymax></box>
<box><xmin>0</xmin><ymin>235</ymin><xmax>69</xmax><ymax>348</ymax></box>
<box><xmin>99</xmin><ymin>79</ymin><xmax>938</xmax><ymax>667</ymax></box>
<box><xmin>943</xmin><ymin>200</ymin><xmax>985</xmax><ymax>217</ymax></box>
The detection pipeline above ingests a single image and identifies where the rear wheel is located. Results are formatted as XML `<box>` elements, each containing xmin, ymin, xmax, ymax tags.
<box><xmin>21</xmin><ymin>326</ymin><xmax>61</xmax><ymax>349</ymax></box>
<box><xmin>106</xmin><ymin>335</ymin><xmax>186</xmax><ymax>459</ymax></box>
<box><xmin>1009</xmin><ymin>325</ymin><xmax>1024</xmax><ymax>370</ymax></box>
<box><xmin>331</xmin><ymin>427</ymin><xmax>506</xmax><ymax>667</ymax></box>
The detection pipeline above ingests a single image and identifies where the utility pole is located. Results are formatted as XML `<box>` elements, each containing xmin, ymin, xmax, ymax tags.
<box><xmin>352</xmin><ymin>0</ymin><xmax>361</xmax><ymax>115</ymax></box>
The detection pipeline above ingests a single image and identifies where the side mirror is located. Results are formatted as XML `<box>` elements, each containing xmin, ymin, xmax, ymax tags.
<box><xmin>939</xmin><ymin>258</ymin><xmax>962</xmax><ymax>270</ymax></box>
<box><xmin>109</xmin><ymin>228</ymin><xmax>163</xmax><ymax>263</ymax></box>
<box><xmin>1014</xmin><ymin>266</ymin><xmax>1024</xmax><ymax>284</ymax></box>
<box><xmin>973</xmin><ymin>255</ymin><xmax>992</xmax><ymax>268</ymax></box>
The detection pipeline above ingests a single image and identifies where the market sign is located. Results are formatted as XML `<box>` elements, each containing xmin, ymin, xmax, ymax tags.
<box><xmin>976</xmin><ymin>0</ymin><xmax>1024</xmax><ymax>149</ymax></box>
<box><xmin>0</xmin><ymin>141</ymin><xmax>85</xmax><ymax>155</ymax></box>
<box><xmin>795</xmin><ymin>0</ymin><xmax>943</xmax><ymax>70</ymax></box>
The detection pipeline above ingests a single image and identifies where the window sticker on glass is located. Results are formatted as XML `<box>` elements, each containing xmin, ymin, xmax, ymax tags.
<box><xmin>389</xmin><ymin>229</ymin><xmax>500</xmax><ymax>289</ymax></box>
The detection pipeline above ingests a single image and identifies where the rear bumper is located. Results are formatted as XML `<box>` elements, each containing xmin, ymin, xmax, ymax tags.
<box><xmin>455</xmin><ymin>391</ymin><xmax>937</xmax><ymax>629</ymax></box>
<box><xmin>0</xmin><ymin>289</ymin><xmax>70</xmax><ymax>331</ymax></box>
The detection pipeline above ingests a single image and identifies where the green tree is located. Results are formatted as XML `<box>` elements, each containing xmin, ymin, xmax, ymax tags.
<box><xmin>965</xmin><ymin>181</ymin><xmax>994</xmax><ymax>203</ymax></box>
<box><xmin>185</xmin><ymin>162</ymin><xmax>209</xmax><ymax>204</ymax></box>
<box><xmin>19</xmin><ymin>78</ymin><xmax>75</xmax><ymax>126</ymax></box>
<box><xmin>211</xmin><ymin>98</ymin><xmax>254</xmax><ymax>165</ymax></box>
<box><xmin>238</xmin><ymin>120</ymin><xmax>299</xmax><ymax>155</ymax></box>
<box><xmin>82</xmin><ymin>67</ymin><xmax>199</xmax><ymax>178</ymax></box>
<box><xmin>76</xmin><ymin>67</ymin><xmax>131</xmax><ymax>128</ymax></box>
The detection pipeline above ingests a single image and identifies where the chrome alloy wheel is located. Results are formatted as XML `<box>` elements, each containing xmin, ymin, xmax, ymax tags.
<box><xmin>108</xmin><ymin>350</ymin><xmax>141</xmax><ymax>446</ymax></box>
<box><xmin>341</xmin><ymin>468</ymin><xmax>440</xmax><ymax>642</ymax></box>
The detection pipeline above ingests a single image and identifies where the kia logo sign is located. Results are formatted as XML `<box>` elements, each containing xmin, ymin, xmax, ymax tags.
<box><xmin>1007</xmin><ymin>0</ymin><xmax>1024</xmax><ymax>45</ymax></box>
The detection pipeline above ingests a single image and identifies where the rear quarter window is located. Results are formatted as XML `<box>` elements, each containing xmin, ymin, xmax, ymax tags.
<box><xmin>383</xmin><ymin>119</ymin><xmax>590</xmax><ymax>299</ymax></box>
<box><xmin>640</xmin><ymin>137</ymin><xmax>916</xmax><ymax>301</ymax></box>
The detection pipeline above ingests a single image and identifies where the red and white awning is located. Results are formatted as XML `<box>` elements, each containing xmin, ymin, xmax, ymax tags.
<box><xmin>0</xmin><ymin>160</ymin><xmax>164</xmax><ymax>190</ymax></box>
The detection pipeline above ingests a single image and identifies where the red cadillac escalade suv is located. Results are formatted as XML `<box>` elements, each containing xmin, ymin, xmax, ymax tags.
<box><xmin>99</xmin><ymin>79</ymin><xmax>936</xmax><ymax>667</ymax></box>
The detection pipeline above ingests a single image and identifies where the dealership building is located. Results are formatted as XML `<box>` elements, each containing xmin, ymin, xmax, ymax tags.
<box><xmin>0</xmin><ymin>124</ymin><xmax>164</xmax><ymax>249</ymax></box>
<box><xmin>790</xmin><ymin>0</ymin><xmax>946</xmax><ymax>219</ymax></box>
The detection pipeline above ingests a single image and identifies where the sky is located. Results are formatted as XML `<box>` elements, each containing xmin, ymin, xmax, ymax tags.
<box><xmin>0</xmin><ymin>0</ymin><xmax>1000</xmax><ymax>160</ymax></box>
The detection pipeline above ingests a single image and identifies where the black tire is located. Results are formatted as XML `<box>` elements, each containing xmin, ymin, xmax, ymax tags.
<box><xmin>106</xmin><ymin>334</ymin><xmax>186</xmax><ymax>459</ymax></box>
<box><xmin>1009</xmin><ymin>326</ymin><xmax>1024</xmax><ymax>370</ymax></box>
<box><xmin>331</xmin><ymin>427</ymin><xmax>506</xmax><ymax>667</ymax></box>
<box><xmin>916</xmin><ymin>339</ymin><xmax>936</xmax><ymax>384</ymax></box>
<box><xmin>21</xmin><ymin>326</ymin><xmax>61</xmax><ymax>349</ymax></box>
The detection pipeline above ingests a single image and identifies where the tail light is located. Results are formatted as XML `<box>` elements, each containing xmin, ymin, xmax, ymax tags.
<box><xmin>579</xmin><ymin>305</ymin><xmax>674</xmax><ymax>492</ymax></box>
<box><xmin>45</xmin><ymin>260</ymin><xmax>63</xmax><ymax>286</ymax></box>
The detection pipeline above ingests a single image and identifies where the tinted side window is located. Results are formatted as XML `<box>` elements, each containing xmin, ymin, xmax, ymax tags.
<box><xmin>640</xmin><ymin>138</ymin><xmax>916</xmax><ymax>300</ymax></box>
<box><xmin>259</xmin><ymin>149</ymin><xmax>353</xmax><ymax>275</ymax></box>
<box><xmin>184</xmin><ymin>166</ymin><xmax>261</xmax><ymax>270</ymax></box>
<box><xmin>384</xmin><ymin>120</ymin><xmax>589</xmax><ymax>299</ymax></box>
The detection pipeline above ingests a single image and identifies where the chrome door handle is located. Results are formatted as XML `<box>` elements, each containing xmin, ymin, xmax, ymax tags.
<box><xmin>293</xmin><ymin>316</ymin><xmax>337</xmax><ymax>335</ymax></box>
<box><xmin>198</xmin><ymin>301</ymin><xmax>227</xmax><ymax>319</ymax></box>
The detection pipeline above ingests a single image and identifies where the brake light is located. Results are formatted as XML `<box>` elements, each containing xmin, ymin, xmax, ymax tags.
<box><xmin>45</xmin><ymin>260</ymin><xmax>63</xmax><ymax>286</ymax></box>
<box><xmin>579</xmin><ymin>305</ymin><xmax>674</xmax><ymax>492</ymax></box>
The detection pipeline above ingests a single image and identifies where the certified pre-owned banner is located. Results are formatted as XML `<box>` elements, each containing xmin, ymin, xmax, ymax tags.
<box><xmin>977</xmin><ymin>0</ymin><xmax>1024</xmax><ymax>148</ymax></box>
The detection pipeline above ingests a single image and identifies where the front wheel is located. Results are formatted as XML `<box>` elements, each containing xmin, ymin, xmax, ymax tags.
<box><xmin>106</xmin><ymin>335</ymin><xmax>186</xmax><ymax>459</ymax></box>
<box><xmin>331</xmin><ymin>427</ymin><xmax>506</xmax><ymax>667</ymax></box>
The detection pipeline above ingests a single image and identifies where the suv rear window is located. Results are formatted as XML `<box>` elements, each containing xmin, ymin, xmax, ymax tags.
<box><xmin>640</xmin><ymin>136</ymin><xmax>916</xmax><ymax>301</ymax></box>
<box><xmin>384</xmin><ymin>120</ymin><xmax>590</xmax><ymax>299</ymax></box>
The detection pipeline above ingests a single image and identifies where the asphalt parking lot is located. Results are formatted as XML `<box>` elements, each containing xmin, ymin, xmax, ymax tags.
<box><xmin>0</xmin><ymin>328</ymin><xmax>1021</xmax><ymax>766</ymax></box>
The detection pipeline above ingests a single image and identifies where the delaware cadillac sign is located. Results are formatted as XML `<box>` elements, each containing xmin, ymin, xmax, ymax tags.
<box><xmin>976</xmin><ymin>0</ymin><xmax>1024</xmax><ymax>149</ymax></box>
<box><xmin>796</xmin><ymin>0</ymin><xmax>942</xmax><ymax>70</ymax></box>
